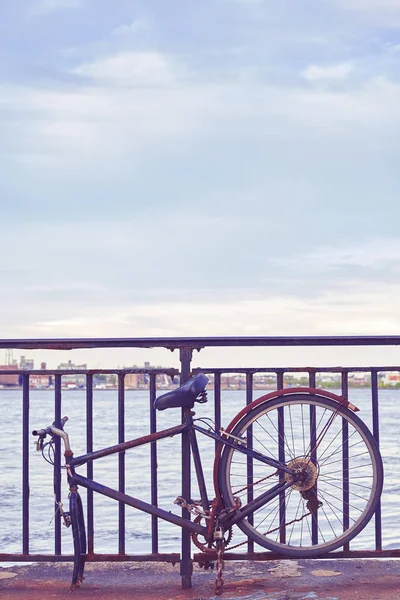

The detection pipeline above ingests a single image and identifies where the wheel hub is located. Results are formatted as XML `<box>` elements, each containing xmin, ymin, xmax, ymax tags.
<box><xmin>285</xmin><ymin>457</ymin><xmax>318</xmax><ymax>492</ymax></box>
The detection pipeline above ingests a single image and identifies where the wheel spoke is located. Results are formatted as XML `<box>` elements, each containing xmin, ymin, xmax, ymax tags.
<box><xmin>259</xmin><ymin>413</ymin><xmax>294</xmax><ymax>460</ymax></box>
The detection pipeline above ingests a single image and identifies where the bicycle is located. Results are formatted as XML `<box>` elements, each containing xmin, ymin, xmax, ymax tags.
<box><xmin>32</xmin><ymin>373</ymin><xmax>383</xmax><ymax>595</ymax></box>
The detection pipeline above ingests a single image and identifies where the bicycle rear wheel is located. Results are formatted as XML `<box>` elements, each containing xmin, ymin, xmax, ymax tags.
<box><xmin>218</xmin><ymin>395</ymin><xmax>383</xmax><ymax>557</ymax></box>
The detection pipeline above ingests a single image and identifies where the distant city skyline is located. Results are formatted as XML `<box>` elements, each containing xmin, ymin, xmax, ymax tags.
<box><xmin>2</xmin><ymin>351</ymin><xmax>400</xmax><ymax>389</ymax></box>
<box><xmin>2</xmin><ymin>1</ymin><xmax>400</xmax><ymax>367</ymax></box>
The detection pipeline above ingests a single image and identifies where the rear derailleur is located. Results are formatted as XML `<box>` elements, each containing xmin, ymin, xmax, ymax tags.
<box><xmin>301</xmin><ymin>488</ymin><xmax>323</xmax><ymax>514</ymax></box>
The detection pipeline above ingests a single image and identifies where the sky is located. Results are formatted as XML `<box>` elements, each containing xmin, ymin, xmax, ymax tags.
<box><xmin>1</xmin><ymin>0</ymin><xmax>400</xmax><ymax>369</ymax></box>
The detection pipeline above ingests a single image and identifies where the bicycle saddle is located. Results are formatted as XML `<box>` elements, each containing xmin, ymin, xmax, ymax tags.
<box><xmin>154</xmin><ymin>373</ymin><xmax>209</xmax><ymax>411</ymax></box>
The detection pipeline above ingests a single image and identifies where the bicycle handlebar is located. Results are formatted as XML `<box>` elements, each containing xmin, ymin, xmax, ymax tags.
<box><xmin>32</xmin><ymin>416</ymin><xmax>68</xmax><ymax>437</ymax></box>
<box><xmin>32</xmin><ymin>416</ymin><xmax>71</xmax><ymax>453</ymax></box>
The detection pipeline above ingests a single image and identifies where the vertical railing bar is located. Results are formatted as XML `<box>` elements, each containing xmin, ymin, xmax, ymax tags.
<box><xmin>180</xmin><ymin>347</ymin><xmax>193</xmax><ymax>590</ymax></box>
<box><xmin>246</xmin><ymin>372</ymin><xmax>254</xmax><ymax>553</ymax></box>
<box><xmin>54</xmin><ymin>374</ymin><xmax>62</xmax><ymax>555</ymax></box>
<box><xmin>309</xmin><ymin>370</ymin><xmax>318</xmax><ymax>545</ymax></box>
<box><xmin>371</xmin><ymin>370</ymin><xmax>382</xmax><ymax>551</ymax></box>
<box><xmin>86</xmin><ymin>373</ymin><xmax>94</xmax><ymax>555</ymax></box>
<box><xmin>277</xmin><ymin>371</ymin><xmax>285</xmax><ymax>545</ymax></box>
<box><xmin>22</xmin><ymin>373</ymin><xmax>30</xmax><ymax>555</ymax></box>
<box><xmin>118</xmin><ymin>373</ymin><xmax>126</xmax><ymax>555</ymax></box>
<box><xmin>149</xmin><ymin>372</ymin><xmax>159</xmax><ymax>554</ymax></box>
<box><xmin>214</xmin><ymin>372</ymin><xmax>221</xmax><ymax>453</ymax></box>
<box><xmin>342</xmin><ymin>371</ymin><xmax>350</xmax><ymax>552</ymax></box>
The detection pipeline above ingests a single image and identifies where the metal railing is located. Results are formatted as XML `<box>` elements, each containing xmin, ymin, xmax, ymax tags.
<box><xmin>1</xmin><ymin>336</ymin><xmax>400</xmax><ymax>590</ymax></box>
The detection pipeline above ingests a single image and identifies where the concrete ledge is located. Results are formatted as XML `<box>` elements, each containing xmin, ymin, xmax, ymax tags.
<box><xmin>1</xmin><ymin>558</ymin><xmax>400</xmax><ymax>599</ymax></box>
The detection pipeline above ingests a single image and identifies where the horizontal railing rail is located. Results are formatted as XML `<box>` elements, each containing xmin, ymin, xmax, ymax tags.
<box><xmin>1</xmin><ymin>334</ymin><xmax>400</xmax><ymax>349</ymax></box>
<box><xmin>0</xmin><ymin>336</ymin><xmax>399</xmax><ymax>590</ymax></box>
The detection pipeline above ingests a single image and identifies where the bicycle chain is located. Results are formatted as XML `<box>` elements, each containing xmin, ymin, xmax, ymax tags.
<box><xmin>214</xmin><ymin>539</ymin><xmax>225</xmax><ymax>595</ymax></box>
<box><xmin>225</xmin><ymin>490</ymin><xmax>321</xmax><ymax>551</ymax></box>
<box><xmin>233</xmin><ymin>470</ymin><xmax>278</xmax><ymax>495</ymax></box>
<box><xmin>224</xmin><ymin>510</ymin><xmax>312</xmax><ymax>551</ymax></box>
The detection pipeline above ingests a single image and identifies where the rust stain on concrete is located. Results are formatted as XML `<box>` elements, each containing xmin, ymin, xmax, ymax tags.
<box><xmin>268</xmin><ymin>560</ymin><xmax>303</xmax><ymax>577</ymax></box>
<box><xmin>311</xmin><ymin>569</ymin><xmax>342</xmax><ymax>577</ymax></box>
<box><xmin>0</xmin><ymin>572</ymin><xmax>17</xmax><ymax>580</ymax></box>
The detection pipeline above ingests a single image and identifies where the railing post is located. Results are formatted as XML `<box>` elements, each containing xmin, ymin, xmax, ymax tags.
<box><xmin>309</xmin><ymin>370</ymin><xmax>318</xmax><ymax>545</ymax></box>
<box><xmin>276</xmin><ymin>370</ymin><xmax>286</xmax><ymax>544</ymax></box>
<box><xmin>118</xmin><ymin>373</ymin><xmax>126</xmax><ymax>555</ymax></box>
<box><xmin>342</xmin><ymin>371</ymin><xmax>350</xmax><ymax>551</ymax></box>
<box><xmin>22</xmin><ymin>374</ymin><xmax>30</xmax><ymax>555</ymax></box>
<box><xmin>54</xmin><ymin>374</ymin><xmax>62</xmax><ymax>555</ymax></box>
<box><xmin>246</xmin><ymin>372</ymin><xmax>254</xmax><ymax>553</ymax></box>
<box><xmin>179</xmin><ymin>346</ymin><xmax>193</xmax><ymax>589</ymax></box>
<box><xmin>149</xmin><ymin>372</ymin><xmax>159</xmax><ymax>553</ymax></box>
<box><xmin>86</xmin><ymin>374</ymin><xmax>94</xmax><ymax>555</ymax></box>
<box><xmin>371</xmin><ymin>370</ymin><xmax>382</xmax><ymax>551</ymax></box>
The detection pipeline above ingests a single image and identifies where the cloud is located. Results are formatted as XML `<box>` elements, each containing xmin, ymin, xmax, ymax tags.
<box><xmin>2</xmin><ymin>0</ymin><xmax>400</xmax><ymax>374</ymax></box>
<box><xmin>221</xmin><ymin>0</ymin><xmax>264</xmax><ymax>3</ymax></box>
<box><xmin>2</xmin><ymin>219</ymin><xmax>400</xmax><ymax>352</ymax></box>
<box><xmin>2</xmin><ymin>52</ymin><xmax>400</xmax><ymax>243</ymax></box>
<box><xmin>332</xmin><ymin>0</ymin><xmax>400</xmax><ymax>9</ymax></box>
<box><xmin>72</xmin><ymin>51</ymin><xmax>181</xmax><ymax>86</ymax></box>
<box><xmin>266</xmin><ymin>238</ymin><xmax>400</xmax><ymax>298</ymax></box>
<box><xmin>4</xmin><ymin>60</ymin><xmax>400</xmax><ymax>169</ymax></box>
<box><xmin>112</xmin><ymin>18</ymin><xmax>152</xmax><ymax>36</ymax></box>
<box><xmin>25</xmin><ymin>283</ymin><xmax>106</xmax><ymax>293</ymax></box>
<box><xmin>32</xmin><ymin>0</ymin><xmax>82</xmax><ymax>15</ymax></box>
<box><xmin>302</xmin><ymin>239</ymin><xmax>400</xmax><ymax>270</ymax></box>
<box><xmin>330</xmin><ymin>0</ymin><xmax>400</xmax><ymax>26</ymax></box>
<box><xmin>271</xmin><ymin>236</ymin><xmax>400</xmax><ymax>269</ymax></box>
<box><xmin>302</xmin><ymin>63</ymin><xmax>354</xmax><ymax>83</ymax></box>
<box><xmin>13</xmin><ymin>281</ymin><xmax>400</xmax><ymax>343</ymax></box>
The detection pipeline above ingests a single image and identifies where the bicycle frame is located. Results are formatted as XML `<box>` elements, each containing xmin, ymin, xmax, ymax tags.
<box><xmin>65</xmin><ymin>407</ymin><xmax>293</xmax><ymax>539</ymax></box>
<box><xmin>34</xmin><ymin>385</ymin><xmax>382</xmax><ymax>595</ymax></box>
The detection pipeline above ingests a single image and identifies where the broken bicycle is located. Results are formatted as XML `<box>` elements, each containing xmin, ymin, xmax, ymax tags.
<box><xmin>33</xmin><ymin>373</ymin><xmax>383</xmax><ymax>594</ymax></box>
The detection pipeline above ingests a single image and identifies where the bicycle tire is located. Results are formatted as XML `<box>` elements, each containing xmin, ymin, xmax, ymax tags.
<box><xmin>218</xmin><ymin>394</ymin><xmax>383</xmax><ymax>557</ymax></box>
<box><xmin>70</xmin><ymin>491</ymin><xmax>86</xmax><ymax>586</ymax></box>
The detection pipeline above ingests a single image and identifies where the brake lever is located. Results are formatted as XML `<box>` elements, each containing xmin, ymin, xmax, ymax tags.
<box><xmin>35</xmin><ymin>435</ymin><xmax>45</xmax><ymax>452</ymax></box>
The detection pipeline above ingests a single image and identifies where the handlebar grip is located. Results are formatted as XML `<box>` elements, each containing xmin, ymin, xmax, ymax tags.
<box><xmin>32</xmin><ymin>426</ymin><xmax>52</xmax><ymax>436</ymax></box>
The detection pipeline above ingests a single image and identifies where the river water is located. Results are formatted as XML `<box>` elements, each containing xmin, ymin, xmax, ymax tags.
<box><xmin>1</xmin><ymin>387</ymin><xmax>399</xmax><ymax>556</ymax></box>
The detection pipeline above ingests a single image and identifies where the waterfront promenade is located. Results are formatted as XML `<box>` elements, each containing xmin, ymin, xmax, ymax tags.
<box><xmin>1</xmin><ymin>559</ymin><xmax>400</xmax><ymax>600</ymax></box>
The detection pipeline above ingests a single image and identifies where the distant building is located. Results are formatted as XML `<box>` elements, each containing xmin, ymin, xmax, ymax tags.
<box><xmin>0</xmin><ymin>365</ymin><xmax>19</xmax><ymax>386</ymax></box>
<box><xmin>381</xmin><ymin>372</ymin><xmax>400</xmax><ymax>386</ymax></box>
<box><xmin>58</xmin><ymin>360</ymin><xmax>87</xmax><ymax>388</ymax></box>
<box><xmin>30</xmin><ymin>374</ymin><xmax>52</xmax><ymax>389</ymax></box>
<box><xmin>58</xmin><ymin>360</ymin><xmax>87</xmax><ymax>370</ymax></box>
<box><xmin>20</xmin><ymin>356</ymin><xmax>34</xmax><ymax>370</ymax></box>
<box><xmin>125</xmin><ymin>373</ymin><xmax>139</xmax><ymax>389</ymax></box>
